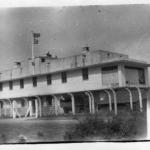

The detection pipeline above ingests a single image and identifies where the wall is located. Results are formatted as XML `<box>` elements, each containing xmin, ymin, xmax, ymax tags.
<box><xmin>0</xmin><ymin>66</ymin><xmax>104</xmax><ymax>99</ymax></box>
<box><xmin>0</xmin><ymin>50</ymin><xmax>128</xmax><ymax>81</ymax></box>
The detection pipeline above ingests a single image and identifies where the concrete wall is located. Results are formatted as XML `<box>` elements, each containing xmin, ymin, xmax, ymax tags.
<box><xmin>0</xmin><ymin>64</ymin><xmax>148</xmax><ymax>100</ymax></box>
<box><xmin>0</xmin><ymin>50</ymin><xmax>128</xmax><ymax>81</ymax></box>
<box><xmin>0</xmin><ymin>66</ymin><xmax>103</xmax><ymax>99</ymax></box>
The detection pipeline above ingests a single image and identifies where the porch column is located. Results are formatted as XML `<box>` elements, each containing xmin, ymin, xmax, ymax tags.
<box><xmin>110</xmin><ymin>89</ymin><xmax>117</xmax><ymax>115</ymax></box>
<box><xmin>68</xmin><ymin>93</ymin><xmax>75</xmax><ymax>115</ymax></box>
<box><xmin>147</xmin><ymin>88</ymin><xmax>150</xmax><ymax>139</ymax></box>
<box><xmin>29</xmin><ymin>100</ymin><xmax>33</xmax><ymax>117</ymax></box>
<box><xmin>118</xmin><ymin>64</ymin><xmax>126</xmax><ymax>87</ymax></box>
<box><xmin>136</xmin><ymin>87</ymin><xmax>143</xmax><ymax>112</ymax></box>
<box><xmin>23</xmin><ymin>98</ymin><xmax>30</xmax><ymax>118</ymax></box>
<box><xmin>125</xmin><ymin>88</ymin><xmax>133</xmax><ymax>110</ymax></box>
<box><xmin>104</xmin><ymin>90</ymin><xmax>112</xmax><ymax>112</ymax></box>
<box><xmin>51</xmin><ymin>95</ymin><xmax>58</xmax><ymax>115</ymax></box>
<box><xmin>36</xmin><ymin>96</ymin><xmax>42</xmax><ymax>117</ymax></box>
<box><xmin>85</xmin><ymin>92</ymin><xmax>92</xmax><ymax>113</ymax></box>
<box><xmin>35</xmin><ymin>99</ymin><xmax>38</xmax><ymax>118</ymax></box>
<box><xmin>87</xmin><ymin>91</ymin><xmax>95</xmax><ymax>114</ymax></box>
<box><xmin>12</xmin><ymin>100</ymin><xmax>16</xmax><ymax>119</ymax></box>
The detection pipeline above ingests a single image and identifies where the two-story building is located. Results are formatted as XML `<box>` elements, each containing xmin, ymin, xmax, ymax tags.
<box><xmin>0</xmin><ymin>47</ymin><xmax>149</xmax><ymax>119</ymax></box>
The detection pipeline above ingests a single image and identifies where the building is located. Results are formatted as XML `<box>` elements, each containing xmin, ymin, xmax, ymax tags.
<box><xmin>0</xmin><ymin>47</ymin><xmax>149</xmax><ymax>119</ymax></box>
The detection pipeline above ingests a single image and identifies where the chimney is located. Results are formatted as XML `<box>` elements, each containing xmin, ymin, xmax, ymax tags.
<box><xmin>14</xmin><ymin>62</ymin><xmax>21</xmax><ymax>68</ymax></box>
<box><xmin>83</xmin><ymin>46</ymin><xmax>90</xmax><ymax>52</ymax></box>
<box><xmin>82</xmin><ymin>46</ymin><xmax>90</xmax><ymax>57</ymax></box>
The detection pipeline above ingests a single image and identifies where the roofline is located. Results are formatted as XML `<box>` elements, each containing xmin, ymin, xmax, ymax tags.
<box><xmin>0</xmin><ymin>58</ymin><xmax>149</xmax><ymax>83</ymax></box>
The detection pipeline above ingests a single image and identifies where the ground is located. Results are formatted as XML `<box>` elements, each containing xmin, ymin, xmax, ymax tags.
<box><xmin>0</xmin><ymin>118</ymin><xmax>78</xmax><ymax>143</ymax></box>
<box><xmin>0</xmin><ymin>111</ymin><xmax>147</xmax><ymax>144</ymax></box>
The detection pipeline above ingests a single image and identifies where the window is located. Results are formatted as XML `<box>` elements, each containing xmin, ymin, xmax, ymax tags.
<box><xmin>47</xmin><ymin>74</ymin><xmax>52</xmax><ymax>85</ymax></box>
<box><xmin>20</xmin><ymin>79</ymin><xmax>24</xmax><ymax>89</ymax></box>
<box><xmin>61</xmin><ymin>72</ymin><xmax>67</xmax><ymax>83</ymax></box>
<box><xmin>0</xmin><ymin>83</ymin><xmax>3</xmax><ymax>91</ymax></box>
<box><xmin>82</xmin><ymin>68</ymin><xmax>88</xmax><ymax>80</ymax></box>
<box><xmin>32</xmin><ymin>77</ymin><xmax>37</xmax><ymax>87</ymax></box>
<box><xmin>9</xmin><ymin>81</ymin><xmax>13</xmax><ymax>90</ymax></box>
<box><xmin>125</xmin><ymin>66</ymin><xmax>145</xmax><ymax>85</ymax></box>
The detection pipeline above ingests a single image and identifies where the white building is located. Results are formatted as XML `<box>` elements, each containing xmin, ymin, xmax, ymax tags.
<box><xmin>0</xmin><ymin>47</ymin><xmax>149</xmax><ymax>120</ymax></box>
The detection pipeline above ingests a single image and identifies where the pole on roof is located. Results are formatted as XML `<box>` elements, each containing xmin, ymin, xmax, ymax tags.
<box><xmin>31</xmin><ymin>31</ymin><xmax>35</xmax><ymax>75</ymax></box>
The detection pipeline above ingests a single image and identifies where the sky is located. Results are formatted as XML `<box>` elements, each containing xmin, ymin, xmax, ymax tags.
<box><xmin>1</xmin><ymin>4</ymin><xmax>150</xmax><ymax>71</ymax></box>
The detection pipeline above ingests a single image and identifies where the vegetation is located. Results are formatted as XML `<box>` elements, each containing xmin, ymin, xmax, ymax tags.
<box><xmin>64</xmin><ymin>111</ymin><xmax>146</xmax><ymax>141</ymax></box>
<box><xmin>17</xmin><ymin>134</ymin><xmax>27</xmax><ymax>143</ymax></box>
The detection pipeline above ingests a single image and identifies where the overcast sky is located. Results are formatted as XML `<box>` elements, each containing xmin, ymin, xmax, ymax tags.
<box><xmin>0</xmin><ymin>4</ymin><xmax>150</xmax><ymax>71</ymax></box>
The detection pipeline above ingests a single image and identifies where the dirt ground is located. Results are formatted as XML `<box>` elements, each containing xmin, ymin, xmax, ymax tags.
<box><xmin>0</xmin><ymin>118</ymin><xmax>78</xmax><ymax>144</ymax></box>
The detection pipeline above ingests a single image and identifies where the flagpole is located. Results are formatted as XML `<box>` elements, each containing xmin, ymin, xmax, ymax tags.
<box><xmin>31</xmin><ymin>32</ymin><xmax>34</xmax><ymax>60</ymax></box>
<box><xmin>31</xmin><ymin>31</ymin><xmax>35</xmax><ymax>75</ymax></box>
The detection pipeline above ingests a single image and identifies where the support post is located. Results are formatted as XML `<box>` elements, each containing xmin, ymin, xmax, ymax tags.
<box><xmin>87</xmin><ymin>91</ymin><xmax>95</xmax><ymax>114</ymax></box>
<box><xmin>12</xmin><ymin>100</ymin><xmax>16</xmax><ymax>119</ymax></box>
<box><xmin>51</xmin><ymin>95</ymin><xmax>58</xmax><ymax>115</ymax></box>
<box><xmin>29</xmin><ymin>100</ymin><xmax>33</xmax><ymax>117</ymax></box>
<box><xmin>85</xmin><ymin>92</ymin><xmax>92</xmax><ymax>113</ymax></box>
<box><xmin>125</xmin><ymin>88</ymin><xmax>133</xmax><ymax>110</ymax></box>
<box><xmin>147</xmin><ymin>88</ymin><xmax>150</xmax><ymax>139</ymax></box>
<box><xmin>104</xmin><ymin>90</ymin><xmax>112</xmax><ymax>112</ymax></box>
<box><xmin>110</xmin><ymin>89</ymin><xmax>117</xmax><ymax>115</ymax></box>
<box><xmin>68</xmin><ymin>93</ymin><xmax>75</xmax><ymax>115</ymax></box>
<box><xmin>136</xmin><ymin>87</ymin><xmax>143</xmax><ymax>112</ymax></box>
<box><xmin>35</xmin><ymin>99</ymin><xmax>38</xmax><ymax>118</ymax></box>
<box><xmin>36</xmin><ymin>96</ymin><xmax>42</xmax><ymax>117</ymax></box>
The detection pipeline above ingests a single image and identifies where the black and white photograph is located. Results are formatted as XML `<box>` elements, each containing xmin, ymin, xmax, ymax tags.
<box><xmin>0</xmin><ymin>0</ymin><xmax>150</xmax><ymax>147</ymax></box>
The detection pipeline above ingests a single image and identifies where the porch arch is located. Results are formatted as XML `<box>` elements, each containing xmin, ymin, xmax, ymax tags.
<box><xmin>51</xmin><ymin>95</ymin><xmax>59</xmax><ymax>115</ymax></box>
<box><xmin>68</xmin><ymin>93</ymin><xmax>75</xmax><ymax>115</ymax></box>
<box><xmin>124</xmin><ymin>88</ymin><xmax>133</xmax><ymax>110</ymax></box>
<box><xmin>136</xmin><ymin>87</ymin><xmax>143</xmax><ymax>112</ymax></box>
<box><xmin>84</xmin><ymin>92</ymin><xmax>92</xmax><ymax>113</ymax></box>
<box><xmin>35</xmin><ymin>96</ymin><xmax>42</xmax><ymax>118</ymax></box>
<box><xmin>110</xmin><ymin>88</ymin><xmax>117</xmax><ymax>115</ymax></box>
<box><xmin>86</xmin><ymin>91</ymin><xmax>95</xmax><ymax>114</ymax></box>
<box><xmin>103</xmin><ymin>90</ymin><xmax>112</xmax><ymax>112</ymax></box>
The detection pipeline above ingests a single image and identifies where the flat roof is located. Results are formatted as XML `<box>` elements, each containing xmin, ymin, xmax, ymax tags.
<box><xmin>0</xmin><ymin>50</ymin><xmax>149</xmax><ymax>82</ymax></box>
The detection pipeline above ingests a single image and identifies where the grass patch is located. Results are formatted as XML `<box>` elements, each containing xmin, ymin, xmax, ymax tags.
<box><xmin>37</xmin><ymin>131</ymin><xmax>44</xmax><ymax>137</ymax></box>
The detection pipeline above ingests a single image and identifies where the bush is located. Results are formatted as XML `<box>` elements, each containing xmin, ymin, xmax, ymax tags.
<box><xmin>0</xmin><ymin>134</ymin><xmax>7</xmax><ymax>143</ymax></box>
<box><xmin>17</xmin><ymin>134</ymin><xmax>27</xmax><ymax>143</ymax></box>
<box><xmin>64</xmin><ymin>114</ymin><xmax>138</xmax><ymax>141</ymax></box>
<box><xmin>37</xmin><ymin>131</ymin><xmax>44</xmax><ymax>137</ymax></box>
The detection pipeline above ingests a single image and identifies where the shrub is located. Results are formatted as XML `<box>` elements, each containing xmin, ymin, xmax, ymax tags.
<box><xmin>17</xmin><ymin>134</ymin><xmax>27</xmax><ymax>143</ymax></box>
<box><xmin>37</xmin><ymin>131</ymin><xmax>44</xmax><ymax>137</ymax></box>
<box><xmin>64</xmin><ymin>113</ymin><xmax>139</xmax><ymax>141</ymax></box>
<box><xmin>0</xmin><ymin>134</ymin><xmax>7</xmax><ymax>143</ymax></box>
